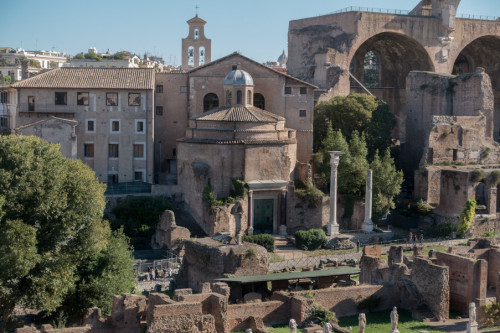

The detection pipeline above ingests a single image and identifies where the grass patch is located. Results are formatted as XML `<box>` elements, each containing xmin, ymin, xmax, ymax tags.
<box><xmin>337</xmin><ymin>309</ymin><xmax>445</xmax><ymax>332</ymax></box>
<box><xmin>269</xmin><ymin>252</ymin><xmax>284</xmax><ymax>263</ymax></box>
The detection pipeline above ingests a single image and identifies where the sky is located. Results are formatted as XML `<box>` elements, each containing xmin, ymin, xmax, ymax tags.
<box><xmin>1</xmin><ymin>0</ymin><xmax>499</xmax><ymax>66</ymax></box>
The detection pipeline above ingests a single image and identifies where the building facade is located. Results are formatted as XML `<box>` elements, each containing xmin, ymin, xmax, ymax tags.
<box><xmin>11</xmin><ymin>68</ymin><xmax>155</xmax><ymax>184</ymax></box>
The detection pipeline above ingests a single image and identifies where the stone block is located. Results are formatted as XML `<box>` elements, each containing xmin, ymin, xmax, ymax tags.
<box><xmin>174</xmin><ymin>288</ymin><xmax>193</xmax><ymax>301</ymax></box>
<box><xmin>244</xmin><ymin>292</ymin><xmax>262</xmax><ymax>303</ymax></box>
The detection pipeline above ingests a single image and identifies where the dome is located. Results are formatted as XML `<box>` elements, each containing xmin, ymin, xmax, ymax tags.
<box><xmin>277</xmin><ymin>50</ymin><xmax>287</xmax><ymax>66</ymax></box>
<box><xmin>224</xmin><ymin>67</ymin><xmax>254</xmax><ymax>86</ymax></box>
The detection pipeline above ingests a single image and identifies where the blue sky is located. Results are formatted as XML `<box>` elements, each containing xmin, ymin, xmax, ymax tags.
<box><xmin>1</xmin><ymin>0</ymin><xmax>499</xmax><ymax>65</ymax></box>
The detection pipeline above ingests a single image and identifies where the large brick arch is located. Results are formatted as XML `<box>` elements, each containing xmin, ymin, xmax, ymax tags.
<box><xmin>349</xmin><ymin>32</ymin><xmax>435</xmax><ymax>89</ymax></box>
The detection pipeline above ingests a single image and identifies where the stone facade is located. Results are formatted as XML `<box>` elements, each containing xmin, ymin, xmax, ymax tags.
<box><xmin>151</xmin><ymin>210</ymin><xmax>191</xmax><ymax>250</ymax></box>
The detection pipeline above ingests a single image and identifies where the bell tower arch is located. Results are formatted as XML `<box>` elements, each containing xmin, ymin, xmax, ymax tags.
<box><xmin>181</xmin><ymin>14</ymin><xmax>211</xmax><ymax>70</ymax></box>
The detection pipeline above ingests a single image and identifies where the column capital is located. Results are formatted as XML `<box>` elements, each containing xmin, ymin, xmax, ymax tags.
<box><xmin>328</xmin><ymin>151</ymin><xmax>345</xmax><ymax>166</ymax></box>
<box><xmin>248</xmin><ymin>190</ymin><xmax>253</xmax><ymax>197</ymax></box>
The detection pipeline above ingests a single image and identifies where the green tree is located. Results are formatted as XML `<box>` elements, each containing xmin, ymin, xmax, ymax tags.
<box><xmin>371</xmin><ymin>149</ymin><xmax>404</xmax><ymax>221</ymax></box>
<box><xmin>74</xmin><ymin>52</ymin><xmax>85</xmax><ymax>59</ymax></box>
<box><xmin>0</xmin><ymin>136</ymin><xmax>134</xmax><ymax>328</ymax></box>
<box><xmin>314</xmin><ymin>94</ymin><xmax>395</xmax><ymax>157</ymax></box>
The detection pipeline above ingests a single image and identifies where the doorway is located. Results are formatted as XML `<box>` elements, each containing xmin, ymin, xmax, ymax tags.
<box><xmin>254</xmin><ymin>199</ymin><xmax>274</xmax><ymax>234</ymax></box>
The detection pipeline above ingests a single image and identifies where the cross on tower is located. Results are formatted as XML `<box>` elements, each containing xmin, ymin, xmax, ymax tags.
<box><xmin>195</xmin><ymin>5</ymin><xmax>199</xmax><ymax>15</ymax></box>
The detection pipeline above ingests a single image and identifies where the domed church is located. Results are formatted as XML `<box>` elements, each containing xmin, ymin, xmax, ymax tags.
<box><xmin>177</xmin><ymin>65</ymin><xmax>297</xmax><ymax>236</ymax></box>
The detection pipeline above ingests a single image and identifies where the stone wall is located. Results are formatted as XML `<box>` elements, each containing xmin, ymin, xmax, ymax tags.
<box><xmin>151</xmin><ymin>210</ymin><xmax>191</xmax><ymax>250</ymax></box>
<box><xmin>178</xmin><ymin>238</ymin><xmax>269</xmax><ymax>291</ymax></box>
<box><xmin>436</xmin><ymin>252</ymin><xmax>488</xmax><ymax>313</ymax></box>
<box><xmin>410</xmin><ymin>257</ymin><xmax>450</xmax><ymax>320</ymax></box>
<box><xmin>227</xmin><ymin>301</ymin><xmax>288</xmax><ymax>332</ymax></box>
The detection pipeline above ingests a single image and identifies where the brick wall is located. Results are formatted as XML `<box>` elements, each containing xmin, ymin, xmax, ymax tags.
<box><xmin>227</xmin><ymin>301</ymin><xmax>288</xmax><ymax>332</ymax></box>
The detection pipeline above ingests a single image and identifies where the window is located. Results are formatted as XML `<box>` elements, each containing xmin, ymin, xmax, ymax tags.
<box><xmin>226</xmin><ymin>91</ymin><xmax>232</xmax><ymax>105</ymax></box>
<box><xmin>199</xmin><ymin>46</ymin><xmax>205</xmax><ymax>65</ymax></box>
<box><xmin>180</xmin><ymin>86</ymin><xmax>187</xmax><ymax>93</ymax></box>
<box><xmin>135</xmin><ymin>119</ymin><xmax>145</xmax><ymax>134</ymax></box>
<box><xmin>134</xmin><ymin>170</ymin><xmax>145</xmax><ymax>182</ymax></box>
<box><xmin>203</xmin><ymin>93</ymin><xmax>219</xmax><ymax>112</ymax></box>
<box><xmin>187</xmin><ymin>46</ymin><xmax>194</xmax><ymax>67</ymax></box>
<box><xmin>247</xmin><ymin>90</ymin><xmax>251</xmax><ymax>104</ymax></box>
<box><xmin>86</xmin><ymin>119</ymin><xmax>95</xmax><ymax>133</ymax></box>
<box><xmin>0</xmin><ymin>117</ymin><xmax>8</xmax><ymax>128</ymax></box>
<box><xmin>77</xmin><ymin>92</ymin><xmax>89</xmax><ymax>105</ymax></box>
<box><xmin>194</xmin><ymin>29</ymin><xmax>199</xmax><ymax>40</ymax></box>
<box><xmin>28</xmin><ymin>96</ymin><xmax>35</xmax><ymax>111</ymax></box>
<box><xmin>156</xmin><ymin>85</ymin><xmax>163</xmax><ymax>93</ymax></box>
<box><xmin>253</xmin><ymin>93</ymin><xmax>265</xmax><ymax>109</ymax></box>
<box><xmin>236</xmin><ymin>90</ymin><xmax>242</xmax><ymax>104</ymax></box>
<box><xmin>110</xmin><ymin>119</ymin><xmax>120</xmax><ymax>133</ymax></box>
<box><xmin>108</xmin><ymin>143</ymin><xmax>119</xmax><ymax>158</ymax></box>
<box><xmin>84</xmin><ymin>143</ymin><xmax>94</xmax><ymax>158</ymax></box>
<box><xmin>106</xmin><ymin>92</ymin><xmax>118</xmax><ymax>106</ymax></box>
<box><xmin>128</xmin><ymin>93</ymin><xmax>141</xmax><ymax>106</ymax></box>
<box><xmin>300</xmin><ymin>87</ymin><xmax>307</xmax><ymax>95</ymax></box>
<box><xmin>133</xmin><ymin>143</ymin><xmax>145</xmax><ymax>159</ymax></box>
<box><xmin>284</xmin><ymin>87</ymin><xmax>292</xmax><ymax>95</ymax></box>
<box><xmin>55</xmin><ymin>92</ymin><xmax>67</xmax><ymax>105</ymax></box>
<box><xmin>299</xmin><ymin>110</ymin><xmax>307</xmax><ymax>117</ymax></box>
<box><xmin>0</xmin><ymin>92</ymin><xmax>7</xmax><ymax>103</ymax></box>
<box><xmin>155</xmin><ymin>106</ymin><xmax>163</xmax><ymax>116</ymax></box>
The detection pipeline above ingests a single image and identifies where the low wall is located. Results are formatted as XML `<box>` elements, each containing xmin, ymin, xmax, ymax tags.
<box><xmin>291</xmin><ymin>285</ymin><xmax>394</xmax><ymax>320</ymax></box>
<box><xmin>227</xmin><ymin>301</ymin><xmax>288</xmax><ymax>332</ymax></box>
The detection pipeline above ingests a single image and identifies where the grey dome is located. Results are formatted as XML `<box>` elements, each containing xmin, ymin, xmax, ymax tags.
<box><xmin>224</xmin><ymin>68</ymin><xmax>254</xmax><ymax>86</ymax></box>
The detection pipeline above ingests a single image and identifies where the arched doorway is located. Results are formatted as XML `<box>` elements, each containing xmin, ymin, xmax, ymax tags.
<box><xmin>452</xmin><ymin>36</ymin><xmax>500</xmax><ymax>141</ymax></box>
<box><xmin>203</xmin><ymin>93</ymin><xmax>219</xmax><ymax>112</ymax></box>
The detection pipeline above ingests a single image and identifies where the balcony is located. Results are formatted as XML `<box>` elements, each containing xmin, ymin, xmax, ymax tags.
<box><xmin>18</xmin><ymin>103</ymin><xmax>75</xmax><ymax>114</ymax></box>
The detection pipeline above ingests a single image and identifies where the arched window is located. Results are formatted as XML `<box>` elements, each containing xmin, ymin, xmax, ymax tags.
<box><xmin>203</xmin><ymin>93</ymin><xmax>219</xmax><ymax>112</ymax></box>
<box><xmin>236</xmin><ymin>90</ymin><xmax>242</xmax><ymax>104</ymax></box>
<box><xmin>199</xmin><ymin>47</ymin><xmax>205</xmax><ymax>65</ymax></box>
<box><xmin>194</xmin><ymin>29</ymin><xmax>199</xmax><ymax>40</ymax></box>
<box><xmin>188</xmin><ymin>46</ymin><xmax>194</xmax><ymax>67</ymax></box>
<box><xmin>363</xmin><ymin>51</ymin><xmax>379</xmax><ymax>88</ymax></box>
<box><xmin>253</xmin><ymin>93</ymin><xmax>265</xmax><ymax>109</ymax></box>
<box><xmin>226</xmin><ymin>90</ymin><xmax>232</xmax><ymax>105</ymax></box>
<box><xmin>247</xmin><ymin>90</ymin><xmax>251</xmax><ymax>104</ymax></box>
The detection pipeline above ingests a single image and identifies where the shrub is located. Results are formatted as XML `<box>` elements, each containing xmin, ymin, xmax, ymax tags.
<box><xmin>426</xmin><ymin>221</ymin><xmax>456</xmax><ymax>238</ymax></box>
<box><xmin>294</xmin><ymin>229</ymin><xmax>328</xmax><ymax>250</ymax></box>
<box><xmin>482</xmin><ymin>302</ymin><xmax>500</xmax><ymax>325</ymax></box>
<box><xmin>491</xmin><ymin>171</ymin><xmax>500</xmax><ymax>185</ymax></box>
<box><xmin>203</xmin><ymin>178</ymin><xmax>247</xmax><ymax>207</ymax></box>
<box><xmin>408</xmin><ymin>199</ymin><xmax>434</xmax><ymax>216</ymax></box>
<box><xmin>295</xmin><ymin>181</ymin><xmax>324</xmax><ymax>208</ymax></box>
<box><xmin>357</xmin><ymin>295</ymin><xmax>381</xmax><ymax>312</ymax></box>
<box><xmin>312</xmin><ymin>304</ymin><xmax>336</xmax><ymax>325</ymax></box>
<box><xmin>457</xmin><ymin>200</ymin><xmax>476</xmax><ymax>238</ymax></box>
<box><xmin>242</xmin><ymin>234</ymin><xmax>275</xmax><ymax>252</ymax></box>
<box><xmin>470</xmin><ymin>170</ymin><xmax>485</xmax><ymax>182</ymax></box>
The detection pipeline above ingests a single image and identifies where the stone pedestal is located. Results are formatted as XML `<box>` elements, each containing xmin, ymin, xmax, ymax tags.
<box><xmin>362</xmin><ymin>169</ymin><xmax>374</xmax><ymax>233</ymax></box>
<box><xmin>466</xmin><ymin>322</ymin><xmax>478</xmax><ymax>333</ymax></box>
<box><xmin>327</xmin><ymin>151</ymin><xmax>344</xmax><ymax>236</ymax></box>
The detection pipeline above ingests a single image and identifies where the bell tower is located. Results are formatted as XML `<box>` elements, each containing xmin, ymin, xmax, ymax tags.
<box><xmin>181</xmin><ymin>13</ymin><xmax>211</xmax><ymax>70</ymax></box>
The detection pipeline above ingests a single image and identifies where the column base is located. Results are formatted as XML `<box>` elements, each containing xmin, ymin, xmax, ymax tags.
<box><xmin>467</xmin><ymin>322</ymin><xmax>478</xmax><ymax>333</ymax></box>
<box><xmin>279</xmin><ymin>225</ymin><xmax>287</xmax><ymax>236</ymax></box>
<box><xmin>362</xmin><ymin>219</ymin><xmax>374</xmax><ymax>233</ymax></box>
<box><xmin>327</xmin><ymin>223</ymin><xmax>339</xmax><ymax>236</ymax></box>
<box><xmin>247</xmin><ymin>227</ymin><xmax>254</xmax><ymax>236</ymax></box>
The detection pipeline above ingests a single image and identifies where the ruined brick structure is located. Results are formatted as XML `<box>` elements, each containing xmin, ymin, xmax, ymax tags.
<box><xmin>288</xmin><ymin>0</ymin><xmax>500</xmax><ymax>144</ymax></box>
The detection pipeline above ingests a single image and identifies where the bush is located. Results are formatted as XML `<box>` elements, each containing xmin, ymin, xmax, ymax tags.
<box><xmin>203</xmin><ymin>178</ymin><xmax>247</xmax><ymax>207</ymax></box>
<box><xmin>482</xmin><ymin>302</ymin><xmax>500</xmax><ymax>326</ymax></box>
<box><xmin>312</xmin><ymin>304</ymin><xmax>336</xmax><ymax>325</ymax></box>
<box><xmin>294</xmin><ymin>229</ymin><xmax>328</xmax><ymax>250</ymax></box>
<box><xmin>242</xmin><ymin>234</ymin><xmax>275</xmax><ymax>252</ymax></box>
<box><xmin>457</xmin><ymin>200</ymin><xmax>476</xmax><ymax>238</ymax></box>
<box><xmin>426</xmin><ymin>221</ymin><xmax>456</xmax><ymax>238</ymax></box>
<box><xmin>408</xmin><ymin>199</ymin><xmax>434</xmax><ymax>216</ymax></box>
<box><xmin>295</xmin><ymin>181</ymin><xmax>324</xmax><ymax>208</ymax></box>
<box><xmin>470</xmin><ymin>170</ymin><xmax>485</xmax><ymax>182</ymax></box>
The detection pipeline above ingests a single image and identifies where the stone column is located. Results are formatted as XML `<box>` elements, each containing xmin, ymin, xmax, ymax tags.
<box><xmin>327</xmin><ymin>151</ymin><xmax>344</xmax><ymax>236</ymax></box>
<box><xmin>362</xmin><ymin>169</ymin><xmax>374</xmax><ymax>232</ymax></box>
<box><xmin>279</xmin><ymin>189</ymin><xmax>287</xmax><ymax>236</ymax></box>
<box><xmin>248</xmin><ymin>190</ymin><xmax>254</xmax><ymax>235</ymax></box>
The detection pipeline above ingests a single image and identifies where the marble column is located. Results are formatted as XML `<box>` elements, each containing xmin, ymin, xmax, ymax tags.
<box><xmin>248</xmin><ymin>190</ymin><xmax>254</xmax><ymax>235</ymax></box>
<box><xmin>362</xmin><ymin>169</ymin><xmax>374</xmax><ymax>232</ymax></box>
<box><xmin>327</xmin><ymin>151</ymin><xmax>344</xmax><ymax>236</ymax></box>
<box><xmin>279</xmin><ymin>189</ymin><xmax>288</xmax><ymax>236</ymax></box>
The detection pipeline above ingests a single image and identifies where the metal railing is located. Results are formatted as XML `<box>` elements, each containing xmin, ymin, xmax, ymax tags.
<box><xmin>328</xmin><ymin>6</ymin><xmax>411</xmax><ymax>16</ymax></box>
<box><xmin>458</xmin><ymin>14</ymin><xmax>499</xmax><ymax>21</ymax></box>
<box><xmin>105</xmin><ymin>181</ymin><xmax>152</xmax><ymax>195</ymax></box>
<box><xmin>134</xmin><ymin>255</ymin><xmax>182</xmax><ymax>274</ymax></box>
